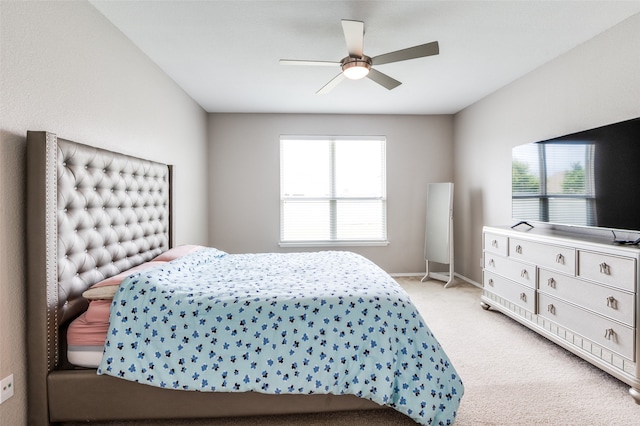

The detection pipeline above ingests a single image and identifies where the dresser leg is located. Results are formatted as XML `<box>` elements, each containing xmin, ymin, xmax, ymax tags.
<box><xmin>629</xmin><ymin>387</ymin><xmax>640</xmax><ymax>404</ymax></box>
<box><xmin>480</xmin><ymin>301</ymin><xmax>491</xmax><ymax>310</ymax></box>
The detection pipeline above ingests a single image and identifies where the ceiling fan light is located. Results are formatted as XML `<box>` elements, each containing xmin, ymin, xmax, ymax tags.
<box><xmin>342</xmin><ymin>60</ymin><xmax>370</xmax><ymax>80</ymax></box>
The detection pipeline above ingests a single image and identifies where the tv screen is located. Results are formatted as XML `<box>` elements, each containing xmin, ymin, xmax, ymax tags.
<box><xmin>512</xmin><ymin>117</ymin><xmax>640</xmax><ymax>234</ymax></box>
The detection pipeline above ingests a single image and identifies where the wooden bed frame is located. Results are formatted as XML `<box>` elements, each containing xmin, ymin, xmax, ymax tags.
<box><xmin>26</xmin><ymin>131</ymin><xmax>385</xmax><ymax>425</ymax></box>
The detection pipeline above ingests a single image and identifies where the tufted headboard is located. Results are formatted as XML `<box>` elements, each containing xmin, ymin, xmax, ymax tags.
<box><xmin>26</xmin><ymin>131</ymin><xmax>173</xmax><ymax>418</ymax></box>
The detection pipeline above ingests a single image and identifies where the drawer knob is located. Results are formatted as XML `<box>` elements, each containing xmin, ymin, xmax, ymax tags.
<box><xmin>492</xmin><ymin>239</ymin><xmax>498</xmax><ymax>248</ymax></box>
<box><xmin>488</xmin><ymin>258</ymin><xmax>495</xmax><ymax>267</ymax></box>
<box><xmin>547</xmin><ymin>277</ymin><xmax>556</xmax><ymax>288</ymax></box>
<box><xmin>606</xmin><ymin>296</ymin><xmax>618</xmax><ymax>310</ymax></box>
<box><xmin>547</xmin><ymin>304</ymin><xmax>555</xmax><ymax>314</ymax></box>
<box><xmin>515</xmin><ymin>244</ymin><xmax>522</xmax><ymax>254</ymax></box>
<box><xmin>604</xmin><ymin>328</ymin><xmax>617</xmax><ymax>342</ymax></box>
<box><xmin>520</xmin><ymin>269</ymin><xmax>529</xmax><ymax>279</ymax></box>
<box><xmin>599</xmin><ymin>262</ymin><xmax>611</xmax><ymax>275</ymax></box>
<box><xmin>555</xmin><ymin>253</ymin><xmax>565</xmax><ymax>264</ymax></box>
<box><xmin>520</xmin><ymin>292</ymin><xmax>527</xmax><ymax>302</ymax></box>
<box><xmin>488</xmin><ymin>278</ymin><xmax>494</xmax><ymax>287</ymax></box>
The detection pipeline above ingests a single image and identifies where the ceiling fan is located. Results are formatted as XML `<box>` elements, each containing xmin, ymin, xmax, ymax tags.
<box><xmin>280</xmin><ymin>19</ymin><xmax>439</xmax><ymax>94</ymax></box>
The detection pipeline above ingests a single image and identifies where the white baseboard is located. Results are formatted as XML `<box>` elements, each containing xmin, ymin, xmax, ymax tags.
<box><xmin>391</xmin><ymin>272</ymin><xmax>482</xmax><ymax>289</ymax></box>
<box><xmin>453</xmin><ymin>272</ymin><xmax>482</xmax><ymax>288</ymax></box>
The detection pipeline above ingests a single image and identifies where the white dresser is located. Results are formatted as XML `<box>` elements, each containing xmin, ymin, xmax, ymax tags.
<box><xmin>481</xmin><ymin>225</ymin><xmax>640</xmax><ymax>402</ymax></box>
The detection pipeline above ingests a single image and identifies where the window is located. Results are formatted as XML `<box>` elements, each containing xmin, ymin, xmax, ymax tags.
<box><xmin>280</xmin><ymin>136</ymin><xmax>387</xmax><ymax>246</ymax></box>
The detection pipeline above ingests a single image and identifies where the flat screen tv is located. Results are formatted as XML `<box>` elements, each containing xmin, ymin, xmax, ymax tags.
<box><xmin>512</xmin><ymin>117</ymin><xmax>640</xmax><ymax>240</ymax></box>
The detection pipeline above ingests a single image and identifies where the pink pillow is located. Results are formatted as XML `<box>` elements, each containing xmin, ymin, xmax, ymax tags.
<box><xmin>82</xmin><ymin>246</ymin><xmax>205</xmax><ymax>300</ymax></box>
<box><xmin>82</xmin><ymin>261</ymin><xmax>167</xmax><ymax>300</ymax></box>
<box><xmin>152</xmin><ymin>244</ymin><xmax>205</xmax><ymax>262</ymax></box>
<box><xmin>91</xmin><ymin>261</ymin><xmax>167</xmax><ymax>288</ymax></box>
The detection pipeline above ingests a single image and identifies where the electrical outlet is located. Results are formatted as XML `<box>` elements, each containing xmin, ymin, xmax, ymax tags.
<box><xmin>0</xmin><ymin>374</ymin><xmax>14</xmax><ymax>404</ymax></box>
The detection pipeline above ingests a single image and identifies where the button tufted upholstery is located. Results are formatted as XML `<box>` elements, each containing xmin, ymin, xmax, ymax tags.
<box><xmin>55</xmin><ymin>138</ymin><xmax>171</xmax><ymax>325</ymax></box>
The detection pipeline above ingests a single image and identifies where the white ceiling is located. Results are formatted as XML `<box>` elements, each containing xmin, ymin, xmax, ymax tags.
<box><xmin>90</xmin><ymin>1</ymin><xmax>640</xmax><ymax>115</ymax></box>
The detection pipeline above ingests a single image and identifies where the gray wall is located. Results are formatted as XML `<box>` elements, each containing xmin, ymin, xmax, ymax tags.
<box><xmin>0</xmin><ymin>2</ymin><xmax>209</xmax><ymax>425</ymax></box>
<box><xmin>208</xmin><ymin>113</ymin><xmax>454</xmax><ymax>274</ymax></box>
<box><xmin>2</xmin><ymin>2</ymin><xmax>639</xmax><ymax>425</ymax></box>
<box><xmin>453</xmin><ymin>12</ymin><xmax>640</xmax><ymax>284</ymax></box>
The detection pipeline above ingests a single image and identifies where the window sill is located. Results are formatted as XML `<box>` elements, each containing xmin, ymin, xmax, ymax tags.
<box><xmin>279</xmin><ymin>240</ymin><xmax>390</xmax><ymax>248</ymax></box>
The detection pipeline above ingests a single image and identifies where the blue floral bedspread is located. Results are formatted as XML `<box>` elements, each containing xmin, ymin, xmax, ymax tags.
<box><xmin>97</xmin><ymin>248</ymin><xmax>463</xmax><ymax>425</ymax></box>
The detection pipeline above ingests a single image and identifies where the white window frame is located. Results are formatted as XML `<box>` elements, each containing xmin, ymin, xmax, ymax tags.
<box><xmin>279</xmin><ymin>135</ymin><xmax>388</xmax><ymax>247</ymax></box>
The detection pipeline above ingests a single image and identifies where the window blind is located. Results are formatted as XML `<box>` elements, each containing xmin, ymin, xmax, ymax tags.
<box><xmin>280</xmin><ymin>136</ymin><xmax>387</xmax><ymax>244</ymax></box>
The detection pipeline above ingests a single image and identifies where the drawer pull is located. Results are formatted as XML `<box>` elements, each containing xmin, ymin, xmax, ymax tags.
<box><xmin>487</xmin><ymin>278</ymin><xmax>494</xmax><ymax>287</ymax></box>
<box><xmin>491</xmin><ymin>239</ymin><xmax>498</xmax><ymax>248</ymax></box>
<box><xmin>606</xmin><ymin>296</ymin><xmax>618</xmax><ymax>310</ymax></box>
<box><xmin>520</xmin><ymin>293</ymin><xmax>527</xmax><ymax>302</ymax></box>
<box><xmin>488</xmin><ymin>258</ymin><xmax>495</xmax><ymax>267</ymax></box>
<box><xmin>547</xmin><ymin>304</ymin><xmax>555</xmax><ymax>314</ymax></box>
<box><xmin>604</xmin><ymin>328</ymin><xmax>617</xmax><ymax>342</ymax></box>
<box><xmin>555</xmin><ymin>253</ymin><xmax>565</xmax><ymax>264</ymax></box>
<box><xmin>515</xmin><ymin>244</ymin><xmax>522</xmax><ymax>254</ymax></box>
<box><xmin>520</xmin><ymin>269</ymin><xmax>529</xmax><ymax>279</ymax></box>
<box><xmin>599</xmin><ymin>262</ymin><xmax>611</xmax><ymax>275</ymax></box>
<box><xmin>547</xmin><ymin>277</ymin><xmax>556</xmax><ymax>288</ymax></box>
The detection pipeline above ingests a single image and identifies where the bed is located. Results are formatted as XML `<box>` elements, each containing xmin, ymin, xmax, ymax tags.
<box><xmin>26</xmin><ymin>131</ymin><xmax>463</xmax><ymax>425</ymax></box>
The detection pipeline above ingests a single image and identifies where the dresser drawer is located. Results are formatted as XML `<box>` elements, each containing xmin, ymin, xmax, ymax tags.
<box><xmin>484</xmin><ymin>271</ymin><xmax>536</xmax><ymax>312</ymax></box>
<box><xmin>538</xmin><ymin>269</ymin><xmax>634</xmax><ymax>326</ymax></box>
<box><xmin>578</xmin><ymin>251</ymin><xmax>636</xmax><ymax>292</ymax></box>
<box><xmin>509</xmin><ymin>238</ymin><xmax>575</xmax><ymax>275</ymax></box>
<box><xmin>484</xmin><ymin>253</ymin><xmax>536</xmax><ymax>289</ymax></box>
<box><xmin>484</xmin><ymin>232</ymin><xmax>508</xmax><ymax>256</ymax></box>
<box><xmin>538</xmin><ymin>293</ymin><xmax>634</xmax><ymax>360</ymax></box>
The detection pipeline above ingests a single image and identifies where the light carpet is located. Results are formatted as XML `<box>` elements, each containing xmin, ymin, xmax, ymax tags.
<box><xmin>64</xmin><ymin>277</ymin><xmax>640</xmax><ymax>425</ymax></box>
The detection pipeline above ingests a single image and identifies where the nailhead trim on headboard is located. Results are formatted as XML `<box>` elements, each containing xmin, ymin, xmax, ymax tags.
<box><xmin>45</xmin><ymin>132</ymin><xmax>59</xmax><ymax>370</ymax></box>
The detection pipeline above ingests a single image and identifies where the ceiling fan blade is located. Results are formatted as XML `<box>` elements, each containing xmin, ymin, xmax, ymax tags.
<box><xmin>341</xmin><ymin>20</ymin><xmax>364</xmax><ymax>57</ymax></box>
<box><xmin>316</xmin><ymin>73</ymin><xmax>346</xmax><ymax>95</ymax></box>
<box><xmin>371</xmin><ymin>41</ymin><xmax>439</xmax><ymax>66</ymax></box>
<box><xmin>280</xmin><ymin>59</ymin><xmax>340</xmax><ymax>66</ymax></box>
<box><xmin>367</xmin><ymin>68</ymin><xmax>402</xmax><ymax>90</ymax></box>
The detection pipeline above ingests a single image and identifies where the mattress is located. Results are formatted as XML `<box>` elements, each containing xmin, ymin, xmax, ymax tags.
<box><xmin>66</xmin><ymin>298</ymin><xmax>110</xmax><ymax>368</ymax></box>
<box><xmin>67</xmin><ymin>245</ymin><xmax>206</xmax><ymax>368</ymax></box>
